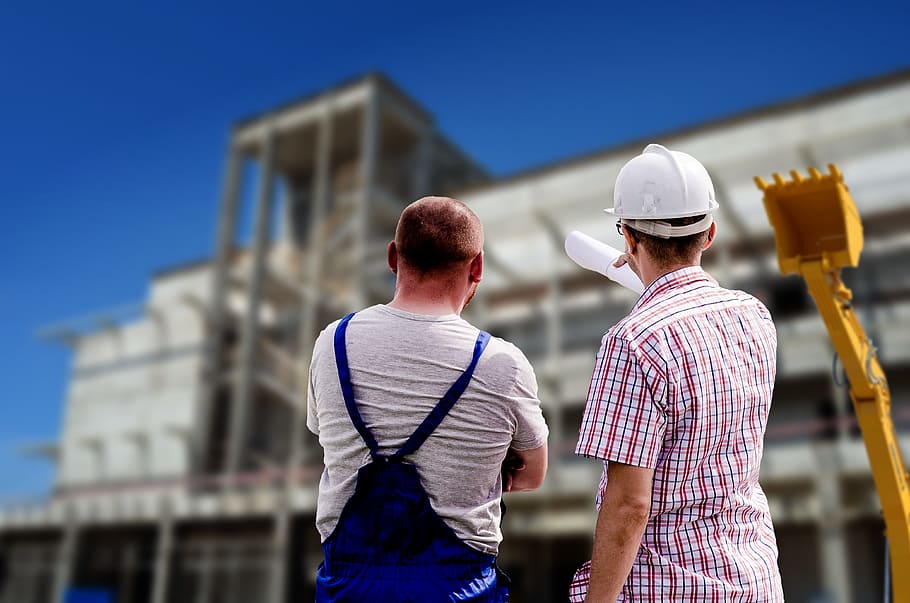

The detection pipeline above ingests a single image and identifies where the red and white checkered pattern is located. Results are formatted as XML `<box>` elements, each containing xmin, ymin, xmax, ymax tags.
<box><xmin>571</xmin><ymin>267</ymin><xmax>783</xmax><ymax>602</ymax></box>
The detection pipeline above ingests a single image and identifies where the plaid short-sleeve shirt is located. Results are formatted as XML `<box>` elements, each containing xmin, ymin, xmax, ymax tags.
<box><xmin>571</xmin><ymin>267</ymin><xmax>783</xmax><ymax>602</ymax></box>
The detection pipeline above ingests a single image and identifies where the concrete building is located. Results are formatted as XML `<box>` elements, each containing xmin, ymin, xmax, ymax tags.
<box><xmin>2</xmin><ymin>69</ymin><xmax>909</xmax><ymax>602</ymax></box>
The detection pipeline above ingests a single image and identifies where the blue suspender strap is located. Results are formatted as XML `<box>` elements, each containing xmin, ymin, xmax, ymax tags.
<box><xmin>334</xmin><ymin>316</ymin><xmax>491</xmax><ymax>460</ymax></box>
<box><xmin>393</xmin><ymin>330</ymin><xmax>491</xmax><ymax>459</ymax></box>
<box><xmin>333</xmin><ymin>313</ymin><xmax>380</xmax><ymax>456</ymax></box>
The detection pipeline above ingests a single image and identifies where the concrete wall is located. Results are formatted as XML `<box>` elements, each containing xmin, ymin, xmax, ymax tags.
<box><xmin>56</xmin><ymin>265</ymin><xmax>211</xmax><ymax>488</ymax></box>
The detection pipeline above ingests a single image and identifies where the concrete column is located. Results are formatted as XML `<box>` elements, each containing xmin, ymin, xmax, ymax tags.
<box><xmin>225</xmin><ymin>543</ymin><xmax>244</xmax><ymax>603</ymax></box>
<box><xmin>52</xmin><ymin>511</ymin><xmax>79</xmax><ymax>603</ymax></box>
<box><xmin>193</xmin><ymin>542</ymin><xmax>215</xmax><ymax>603</ymax></box>
<box><xmin>269</xmin><ymin>104</ymin><xmax>334</xmax><ymax>603</ymax></box>
<box><xmin>119</xmin><ymin>543</ymin><xmax>137</xmax><ymax>603</ymax></box>
<box><xmin>537</xmin><ymin>210</ymin><xmax>566</xmax><ymax>472</ymax></box>
<box><xmin>7</xmin><ymin>547</ymin><xmax>33</xmax><ymax>603</ymax></box>
<box><xmin>296</xmin><ymin>103</ymin><xmax>334</xmax><ymax>435</ymax></box>
<box><xmin>150</xmin><ymin>500</ymin><xmax>174</xmax><ymax>603</ymax></box>
<box><xmin>411</xmin><ymin>126</ymin><xmax>434</xmax><ymax>199</ymax></box>
<box><xmin>226</xmin><ymin>130</ymin><xmax>277</xmax><ymax>479</ymax></box>
<box><xmin>813</xmin><ymin>442</ymin><xmax>852</xmax><ymax>602</ymax></box>
<box><xmin>353</xmin><ymin>82</ymin><xmax>381</xmax><ymax>310</ymax></box>
<box><xmin>194</xmin><ymin>146</ymin><xmax>244</xmax><ymax>475</ymax></box>
<box><xmin>267</xmin><ymin>507</ymin><xmax>291</xmax><ymax>603</ymax></box>
<box><xmin>831</xmin><ymin>374</ymin><xmax>853</xmax><ymax>440</ymax></box>
<box><xmin>279</xmin><ymin>178</ymin><xmax>296</xmax><ymax>248</ymax></box>
<box><xmin>546</xmin><ymin>253</ymin><xmax>564</xmax><ymax>471</ymax></box>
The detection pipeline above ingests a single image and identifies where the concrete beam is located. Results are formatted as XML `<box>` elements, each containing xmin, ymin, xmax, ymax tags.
<box><xmin>232</xmin><ymin>84</ymin><xmax>367</xmax><ymax>152</ymax></box>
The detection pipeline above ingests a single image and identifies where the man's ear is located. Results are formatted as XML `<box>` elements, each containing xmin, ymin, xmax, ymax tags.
<box><xmin>388</xmin><ymin>241</ymin><xmax>398</xmax><ymax>275</ymax></box>
<box><xmin>704</xmin><ymin>222</ymin><xmax>716</xmax><ymax>250</ymax></box>
<box><xmin>623</xmin><ymin>227</ymin><xmax>638</xmax><ymax>254</ymax></box>
<box><xmin>469</xmin><ymin>251</ymin><xmax>483</xmax><ymax>283</ymax></box>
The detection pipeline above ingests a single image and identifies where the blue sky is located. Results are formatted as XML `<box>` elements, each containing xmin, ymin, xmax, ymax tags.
<box><xmin>1</xmin><ymin>1</ymin><xmax>908</xmax><ymax>499</ymax></box>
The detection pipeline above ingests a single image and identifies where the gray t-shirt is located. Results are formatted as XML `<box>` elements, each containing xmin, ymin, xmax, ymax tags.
<box><xmin>307</xmin><ymin>304</ymin><xmax>548</xmax><ymax>555</ymax></box>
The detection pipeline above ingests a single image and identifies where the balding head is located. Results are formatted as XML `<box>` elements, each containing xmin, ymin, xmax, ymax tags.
<box><xmin>394</xmin><ymin>196</ymin><xmax>484</xmax><ymax>276</ymax></box>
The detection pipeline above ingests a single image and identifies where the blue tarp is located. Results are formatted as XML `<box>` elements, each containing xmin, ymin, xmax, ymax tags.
<box><xmin>64</xmin><ymin>588</ymin><xmax>112</xmax><ymax>603</ymax></box>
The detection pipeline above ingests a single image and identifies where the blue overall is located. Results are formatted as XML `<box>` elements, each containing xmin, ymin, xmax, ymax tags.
<box><xmin>315</xmin><ymin>312</ymin><xmax>509</xmax><ymax>602</ymax></box>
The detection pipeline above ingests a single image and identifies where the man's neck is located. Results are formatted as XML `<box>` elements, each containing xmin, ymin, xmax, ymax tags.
<box><xmin>388</xmin><ymin>279</ymin><xmax>467</xmax><ymax>316</ymax></box>
<box><xmin>387</xmin><ymin>296</ymin><xmax>461</xmax><ymax>316</ymax></box>
<box><xmin>639</xmin><ymin>261</ymin><xmax>699</xmax><ymax>289</ymax></box>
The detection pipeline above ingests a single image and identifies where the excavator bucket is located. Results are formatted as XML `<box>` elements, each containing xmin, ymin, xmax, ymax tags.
<box><xmin>754</xmin><ymin>164</ymin><xmax>863</xmax><ymax>275</ymax></box>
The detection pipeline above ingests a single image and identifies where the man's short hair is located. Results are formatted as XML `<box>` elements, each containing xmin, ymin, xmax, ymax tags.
<box><xmin>395</xmin><ymin>196</ymin><xmax>484</xmax><ymax>275</ymax></box>
<box><xmin>625</xmin><ymin>215</ymin><xmax>709</xmax><ymax>267</ymax></box>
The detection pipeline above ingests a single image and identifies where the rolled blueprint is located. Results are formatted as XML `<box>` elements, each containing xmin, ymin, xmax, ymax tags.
<box><xmin>564</xmin><ymin>230</ymin><xmax>645</xmax><ymax>295</ymax></box>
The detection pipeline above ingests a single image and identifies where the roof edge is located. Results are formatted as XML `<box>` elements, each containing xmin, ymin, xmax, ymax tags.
<box><xmin>456</xmin><ymin>65</ymin><xmax>910</xmax><ymax>197</ymax></box>
<box><xmin>231</xmin><ymin>71</ymin><xmax>435</xmax><ymax>131</ymax></box>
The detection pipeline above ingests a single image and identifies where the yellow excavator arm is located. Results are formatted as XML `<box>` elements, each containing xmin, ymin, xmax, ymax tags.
<box><xmin>755</xmin><ymin>165</ymin><xmax>910</xmax><ymax>599</ymax></box>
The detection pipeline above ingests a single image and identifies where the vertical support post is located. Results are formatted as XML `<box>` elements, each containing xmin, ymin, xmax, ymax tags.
<box><xmin>812</xmin><ymin>443</ymin><xmax>852</xmax><ymax>603</ymax></box>
<box><xmin>225</xmin><ymin>543</ymin><xmax>243</xmax><ymax>603</ymax></box>
<box><xmin>542</xmin><ymin>535</ymin><xmax>553</xmax><ymax>603</ymax></box>
<box><xmin>226</xmin><ymin>130</ymin><xmax>277</xmax><ymax>479</ymax></box>
<box><xmin>193</xmin><ymin>542</ymin><xmax>215</xmax><ymax>603</ymax></box>
<box><xmin>545</xmin><ymin>254</ymin><xmax>563</xmax><ymax>478</ymax></box>
<box><xmin>52</xmin><ymin>508</ymin><xmax>79</xmax><ymax>603</ymax></box>
<box><xmin>279</xmin><ymin>179</ymin><xmax>296</xmax><ymax>249</ymax></box>
<box><xmin>298</xmin><ymin>102</ymin><xmax>334</xmax><ymax>450</ymax></box>
<box><xmin>537</xmin><ymin>209</ymin><xmax>565</xmax><ymax>476</ymax></box>
<box><xmin>194</xmin><ymin>146</ymin><xmax>244</xmax><ymax>476</ymax></box>
<box><xmin>119</xmin><ymin>542</ymin><xmax>137</xmax><ymax>603</ymax></box>
<box><xmin>150</xmin><ymin>499</ymin><xmax>174</xmax><ymax>603</ymax></box>
<box><xmin>411</xmin><ymin>126</ymin><xmax>433</xmax><ymax>199</ymax></box>
<box><xmin>269</xmin><ymin>103</ymin><xmax>335</xmax><ymax>603</ymax></box>
<box><xmin>267</xmin><ymin>509</ymin><xmax>290</xmax><ymax>603</ymax></box>
<box><xmin>353</xmin><ymin>80</ymin><xmax>380</xmax><ymax>311</ymax></box>
<box><xmin>830</xmin><ymin>371</ymin><xmax>853</xmax><ymax>441</ymax></box>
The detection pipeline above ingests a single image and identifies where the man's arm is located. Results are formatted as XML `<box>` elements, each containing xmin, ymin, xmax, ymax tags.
<box><xmin>502</xmin><ymin>444</ymin><xmax>547</xmax><ymax>492</ymax></box>
<box><xmin>586</xmin><ymin>461</ymin><xmax>654</xmax><ymax>602</ymax></box>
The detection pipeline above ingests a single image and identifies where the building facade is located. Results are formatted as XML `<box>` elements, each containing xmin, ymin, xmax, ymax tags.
<box><xmin>2</xmin><ymin>70</ymin><xmax>909</xmax><ymax>602</ymax></box>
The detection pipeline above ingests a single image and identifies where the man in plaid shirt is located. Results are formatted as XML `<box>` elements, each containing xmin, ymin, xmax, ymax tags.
<box><xmin>570</xmin><ymin>144</ymin><xmax>783</xmax><ymax>602</ymax></box>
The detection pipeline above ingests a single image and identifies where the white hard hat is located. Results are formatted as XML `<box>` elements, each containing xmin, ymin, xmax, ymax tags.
<box><xmin>606</xmin><ymin>143</ymin><xmax>719</xmax><ymax>238</ymax></box>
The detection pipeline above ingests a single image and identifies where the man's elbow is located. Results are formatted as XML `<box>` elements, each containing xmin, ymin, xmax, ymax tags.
<box><xmin>506</xmin><ymin>444</ymin><xmax>548</xmax><ymax>492</ymax></box>
<box><xmin>510</xmin><ymin>469</ymin><xmax>546</xmax><ymax>492</ymax></box>
<box><xmin>613</xmin><ymin>497</ymin><xmax>650</xmax><ymax>526</ymax></box>
<box><xmin>602</xmin><ymin>461</ymin><xmax>654</xmax><ymax>526</ymax></box>
<box><xmin>603</xmin><ymin>489</ymin><xmax>651</xmax><ymax>530</ymax></box>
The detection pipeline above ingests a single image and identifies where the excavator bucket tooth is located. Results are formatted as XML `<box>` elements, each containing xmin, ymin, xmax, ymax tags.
<box><xmin>754</xmin><ymin>163</ymin><xmax>863</xmax><ymax>275</ymax></box>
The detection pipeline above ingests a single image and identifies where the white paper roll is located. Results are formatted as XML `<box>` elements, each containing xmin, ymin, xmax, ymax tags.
<box><xmin>564</xmin><ymin>230</ymin><xmax>645</xmax><ymax>295</ymax></box>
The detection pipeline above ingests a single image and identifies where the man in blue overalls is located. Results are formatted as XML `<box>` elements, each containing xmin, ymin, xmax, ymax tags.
<box><xmin>307</xmin><ymin>196</ymin><xmax>549</xmax><ymax>601</ymax></box>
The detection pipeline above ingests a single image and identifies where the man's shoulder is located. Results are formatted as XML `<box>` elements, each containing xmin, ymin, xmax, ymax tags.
<box><xmin>315</xmin><ymin>305</ymin><xmax>388</xmax><ymax>339</ymax></box>
<box><xmin>313</xmin><ymin>316</ymin><xmax>345</xmax><ymax>350</ymax></box>
<box><xmin>312</xmin><ymin>308</ymin><xmax>381</xmax><ymax>359</ymax></box>
<box><xmin>709</xmin><ymin>285</ymin><xmax>775</xmax><ymax>324</ymax></box>
<box><xmin>484</xmin><ymin>334</ymin><xmax>533</xmax><ymax>367</ymax></box>
<box><xmin>461</xmin><ymin>324</ymin><xmax>535</xmax><ymax>382</ymax></box>
<box><xmin>468</xmin><ymin>318</ymin><xmax>528</xmax><ymax>359</ymax></box>
<box><xmin>615</xmin><ymin>279</ymin><xmax>773</xmax><ymax>342</ymax></box>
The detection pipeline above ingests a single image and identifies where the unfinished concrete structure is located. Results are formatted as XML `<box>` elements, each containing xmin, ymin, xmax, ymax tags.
<box><xmin>2</xmin><ymin>70</ymin><xmax>910</xmax><ymax>602</ymax></box>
